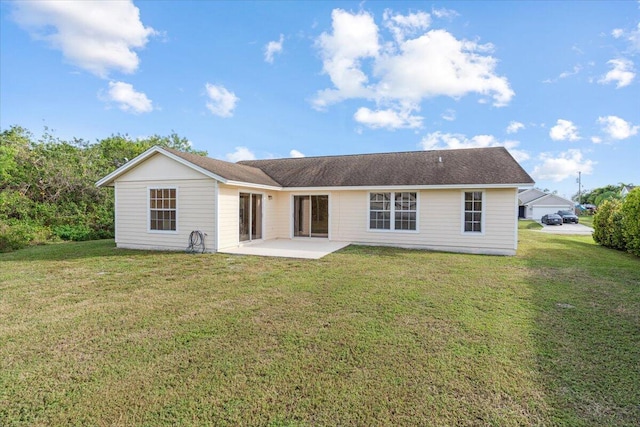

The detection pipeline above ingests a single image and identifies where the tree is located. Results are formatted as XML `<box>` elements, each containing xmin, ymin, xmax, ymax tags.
<box><xmin>621</xmin><ymin>187</ymin><xmax>640</xmax><ymax>256</ymax></box>
<box><xmin>577</xmin><ymin>184</ymin><xmax>625</xmax><ymax>206</ymax></box>
<box><xmin>1</xmin><ymin>125</ymin><xmax>204</xmax><ymax>251</ymax></box>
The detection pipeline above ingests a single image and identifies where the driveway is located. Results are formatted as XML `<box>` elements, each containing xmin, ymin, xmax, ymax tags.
<box><xmin>538</xmin><ymin>222</ymin><xmax>594</xmax><ymax>235</ymax></box>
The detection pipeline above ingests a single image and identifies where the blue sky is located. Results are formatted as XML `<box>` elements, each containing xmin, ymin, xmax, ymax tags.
<box><xmin>1</xmin><ymin>1</ymin><xmax>638</xmax><ymax>199</ymax></box>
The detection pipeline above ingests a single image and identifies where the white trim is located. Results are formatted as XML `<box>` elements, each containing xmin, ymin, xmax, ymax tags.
<box><xmin>96</xmin><ymin>145</ymin><xmax>282</xmax><ymax>190</ymax></box>
<box><xmin>214</xmin><ymin>180</ymin><xmax>219</xmax><ymax>252</ymax></box>
<box><xmin>225</xmin><ymin>180</ymin><xmax>281</xmax><ymax>191</ymax></box>
<box><xmin>514</xmin><ymin>189</ymin><xmax>519</xmax><ymax>250</ymax></box>
<box><xmin>114</xmin><ymin>183</ymin><xmax>119</xmax><ymax>244</ymax></box>
<box><xmin>461</xmin><ymin>190</ymin><xmax>485</xmax><ymax>235</ymax></box>
<box><xmin>367</xmin><ymin>191</ymin><xmax>420</xmax><ymax>233</ymax></box>
<box><xmin>147</xmin><ymin>186</ymin><xmax>178</xmax><ymax>234</ymax></box>
<box><xmin>284</xmin><ymin>183</ymin><xmax>531</xmax><ymax>192</ymax></box>
<box><xmin>96</xmin><ymin>146</ymin><xmax>223</xmax><ymax>187</ymax></box>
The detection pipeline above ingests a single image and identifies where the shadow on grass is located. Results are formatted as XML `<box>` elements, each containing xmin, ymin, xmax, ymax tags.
<box><xmin>0</xmin><ymin>239</ymin><xmax>184</xmax><ymax>262</ymax></box>
<box><xmin>522</xmin><ymin>231</ymin><xmax>640</xmax><ymax>425</ymax></box>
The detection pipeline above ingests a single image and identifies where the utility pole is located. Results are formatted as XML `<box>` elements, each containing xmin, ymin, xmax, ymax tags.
<box><xmin>577</xmin><ymin>171</ymin><xmax>582</xmax><ymax>204</ymax></box>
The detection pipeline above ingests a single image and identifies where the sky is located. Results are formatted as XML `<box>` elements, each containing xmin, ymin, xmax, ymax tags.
<box><xmin>1</xmin><ymin>1</ymin><xmax>639</xmax><ymax>199</ymax></box>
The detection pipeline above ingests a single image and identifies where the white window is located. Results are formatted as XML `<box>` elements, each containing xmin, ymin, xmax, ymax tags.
<box><xmin>464</xmin><ymin>191</ymin><xmax>482</xmax><ymax>233</ymax></box>
<box><xmin>149</xmin><ymin>188</ymin><xmax>176</xmax><ymax>231</ymax></box>
<box><xmin>369</xmin><ymin>192</ymin><xmax>417</xmax><ymax>231</ymax></box>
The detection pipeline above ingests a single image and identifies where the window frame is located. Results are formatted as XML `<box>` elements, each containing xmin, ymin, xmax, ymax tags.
<box><xmin>368</xmin><ymin>191</ymin><xmax>419</xmax><ymax>233</ymax></box>
<box><xmin>462</xmin><ymin>190</ymin><xmax>484</xmax><ymax>235</ymax></box>
<box><xmin>148</xmin><ymin>186</ymin><xmax>178</xmax><ymax>233</ymax></box>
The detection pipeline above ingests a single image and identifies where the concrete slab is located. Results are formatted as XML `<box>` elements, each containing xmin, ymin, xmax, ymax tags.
<box><xmin>219</xmin><ymin>239</ymin><xmax>351</xmax><ymax>259</ymax></box>
<box><xmin>538</xmin><ymin>223</ymin><xmax>594</xmax><ymax>235</ymax></box>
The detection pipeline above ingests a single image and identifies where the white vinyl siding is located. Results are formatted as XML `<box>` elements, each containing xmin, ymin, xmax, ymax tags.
<box><xmin>328</xmin><ymin>188</ymin><xmax>518</xmax><ymax>255</ymax></box>
<box><xmin>113</xmin><ymin>154</ymin><xmax>215</xmax><ymax>251</ymax></box>
<box><xmin>217</xmin><ymin>184</ymin><xmax>281</xmax><ymax>250</ymax></box>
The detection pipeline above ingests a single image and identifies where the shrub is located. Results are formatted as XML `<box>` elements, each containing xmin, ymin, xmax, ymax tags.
<box><xmin>0</xmin><ymin>220</ymin><xmax>52</xmax><ymax>252</ymax></box>
<box><xmin>621</xmin><ymin>188</ymin><xmax>640</xmax><ymax>256</ymax></box>
<box><xmin>593</xmin><ymin>199</ymin><xmax>618</xmax><ymax>248</ymax></box>
<box><xmin>53</xmin><ymin>224</ymin><xmax>96</xmax><ymax>241</ymax></box>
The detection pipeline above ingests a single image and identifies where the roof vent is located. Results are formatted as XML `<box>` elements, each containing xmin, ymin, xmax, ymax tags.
<box><xmin>438</xmin><ymin>156</ymin><xmax>443</xmax><ymax>163</ymax></box>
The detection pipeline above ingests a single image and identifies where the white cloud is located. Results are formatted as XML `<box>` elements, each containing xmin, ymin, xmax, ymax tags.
<box><xmin>374</xmin><ymin>29</ymin><xmax>514</xmax><ymax>106</ymax></box>
<box><xmin>441</xmin><ymin>109</ymin><xmax>456</xmax><ymax>121</ymax></box>
<box><xmin>383</xmin><ymin>9</ymin><xmax>431</xmax><ymax>43</ymax></box>
<box><xmin>591</xmin><ymin>136</ymin><xmax>602</xmax><ymax>144</ymax></box>
<box><xmin>354</xmin><ymin>107</ymin><xmax>423</xmax><ymax>130</ymax></box>
<box><xmin>630</xmin><ymin>23</ymin><xmax>640</xmax><ymax>52</ymax></box>
<box><xmin>205</xmin><ymin>83</ymin><xmax>239</xmax><ymax>117</ymax></box>
<box><xmin>543</xmin><ymin>64</ymin><xmax>582</xmax><ymax>83</ymax></box>
<box><xmin>290</xmin><ymin>149</ymin><xmax>305</xmax><ymax>158</ymax></box>
<box><xmin>11</xmin><ymin>0</ymin><xmax>155</xmax><ymax>78</ymax></box>
<box><xmin>611</xmin><ymin>23</ymin><xmax>640</xmax><ymax>52</ymax></box>
<box><xmin>549</xmin><ymin>119</ymin><xmax>580</xmax><ymax>141</ymax></box>
<box><xmin>226</xmin><ymin>147</ymin><xmax>255</xmax><ymax>162</ymax></box>
<box><xmin>313</xmin><ymin>9</ymin><xmax>514</xmax><ymax>127</ymax></box>
<box><xmin>420</xmin><ymin>131</ymin><xmax>529</xmax><ymax>162</ymax></box>
<box><xmin>506</xmin><ymin>121</ymin><xmax>525</xmax><ymax>134</ymax></box>
<box><xmin>313</xmin><ymin>9</ymin><xmax>380</xmax><ymax>110</ymax></box>
<box><xmin>102</xmin><ymin>81</ymin><xmax>153</xmax><ymax>114</ymax></box>
<box><xmin>431</xmin><ymin>7</ymin><xmax>459</xmax><ymax>19</ymax></box>
<box><xmin>264</xmin><ymin>34</ymin><xmax>284</xmax><ymax>64</ymax></box>
<box><xmin>532</xmin><ymin>149</ymin><xmax>595</xmax><ymax>182</ymax></box>
<box><xmin>599</xmin><ymin>58</ymin><xmax>635</xmax><ymax>88</ymax></box>
<box><xmin>597</xmin><ymin>115</ymin><xmax>639</xmax><ymax>140</ymax></box>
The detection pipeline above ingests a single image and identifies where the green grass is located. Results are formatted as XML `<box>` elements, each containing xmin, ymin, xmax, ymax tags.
<box><xmin>578</xmin><ymin>214</ymin><xmax>594</xmax><ymax>228</ymax></box>
<box><xmin>1</xmin><ymin>227</ymin><xmax>639</xmax><ymax>426</ymax></box>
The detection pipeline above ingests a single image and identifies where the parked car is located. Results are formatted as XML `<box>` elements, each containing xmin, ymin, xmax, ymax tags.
<box><xmin>557</xmin><ymin>210</ymin><xmax>579</xmax><ymax>224</ymax></box>
<box><xmin>542</xmin><ymin>214</ymin><xmax>563</xmax><ymax>225</ymax></box>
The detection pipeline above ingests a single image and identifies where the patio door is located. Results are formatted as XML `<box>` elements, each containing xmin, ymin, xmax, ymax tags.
<box><xmin>239</xmin><ymin>193</ymin><xmax>262</xmax><ymax>242</ymax></box>
<box><xmin>293</xmin><ymin>195</ymin><xmax>328</xmax><ymax>238</ymax></box>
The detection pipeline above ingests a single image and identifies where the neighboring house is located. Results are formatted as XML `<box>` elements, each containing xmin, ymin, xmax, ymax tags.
<box><xmin>96</xmin><ymin>146</ymin><xmax>534</xmax><ymax>256</ymax></box>
<box><xmin>518</xmin><ymin>188</ymin><xmax>574</xmax><ymax>220</ymax></box>
<box><xmin>620</xmin><ymin>185</ymin><xmax>636</xmax><ymax>198</ymax></box>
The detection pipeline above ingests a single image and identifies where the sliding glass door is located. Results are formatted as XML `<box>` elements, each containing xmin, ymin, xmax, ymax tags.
<box><xmin>293</xmin><ymin>195</ymin><xmax>328</xmax><ymax>238</ymax></box>
<box><xmin>239</xmin><ymin>193</ymin><xmax>262</xmax><ymax>242</ymax></box>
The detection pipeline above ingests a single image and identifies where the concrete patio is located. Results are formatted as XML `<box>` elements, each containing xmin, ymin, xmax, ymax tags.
<box><xmin>219</xmin><ymin>239</ymin><xmax>351</xmax><ymax>259</ymax></box>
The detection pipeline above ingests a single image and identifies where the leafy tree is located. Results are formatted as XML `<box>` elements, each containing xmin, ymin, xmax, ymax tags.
<box><xmin>578</xmin><ymin>184</ymin><xmax>627</xmax><ymax>206</ymax></box>
<box><xmin>0</xmin><ymin>125</ymin><xmax>205</xmax><ymax>251</ymax></box>
<box><xmin>621</xmin><ymin>187</ymin><xmax>640</xmax><ymax>256</ymax></box>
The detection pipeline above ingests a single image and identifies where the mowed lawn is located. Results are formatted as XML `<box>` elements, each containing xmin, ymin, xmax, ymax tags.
<box><xmin>1</xmin><ymin>223</ymin><xmax>639</xmax><ymax>426</ymax></box>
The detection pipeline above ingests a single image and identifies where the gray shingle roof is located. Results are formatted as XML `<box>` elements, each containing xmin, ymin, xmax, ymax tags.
<box><xmin>163</xmin><ymin>148</ymin><xmax>281</xmax><ymax>187</ymax></box>
<box><xmin>239</xmin><ymin>147</ymin><xmax>534</xmax><ymax>187</ymax></box>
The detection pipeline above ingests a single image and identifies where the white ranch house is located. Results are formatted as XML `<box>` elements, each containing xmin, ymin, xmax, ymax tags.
<box><xmin>518</xmin><ymin>188</ymin><xmax>574</xmax><ymax>220</ymax></box>
<box><xmin>96</xmin><ymin>146</ymin><xmax>535</xmax><ymax>256</ymax></box>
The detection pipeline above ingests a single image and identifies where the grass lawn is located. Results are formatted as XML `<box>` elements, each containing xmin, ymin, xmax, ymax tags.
<box><xmin>578</xmin><ymin>215</ymin><xmax>595</xmax><ymax>228</ymax></box>
<box><xmin>1</xmin><ymin>223</ymin><xmax>639</xmax><ymax>426</ymax></box>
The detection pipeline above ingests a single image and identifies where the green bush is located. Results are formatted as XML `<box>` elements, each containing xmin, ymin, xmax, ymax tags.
<box><xmin>0</xmin><ymin>220</ymin><xmax>52</xmax><ymax>252</ymax></box>
<box><xmin>593</xmin><ymin>199</ymin><xmax>618</xmax><ymax>248</ymax></box>
<box><xmin>53</xmin><ymin>224</ymin><xmax>96</xmax><ymax>241</ymax></box>
<box><xmin>621</xmin><ymin>188</ymin><xmax>640</xmax><ymax>256</ymax></box>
